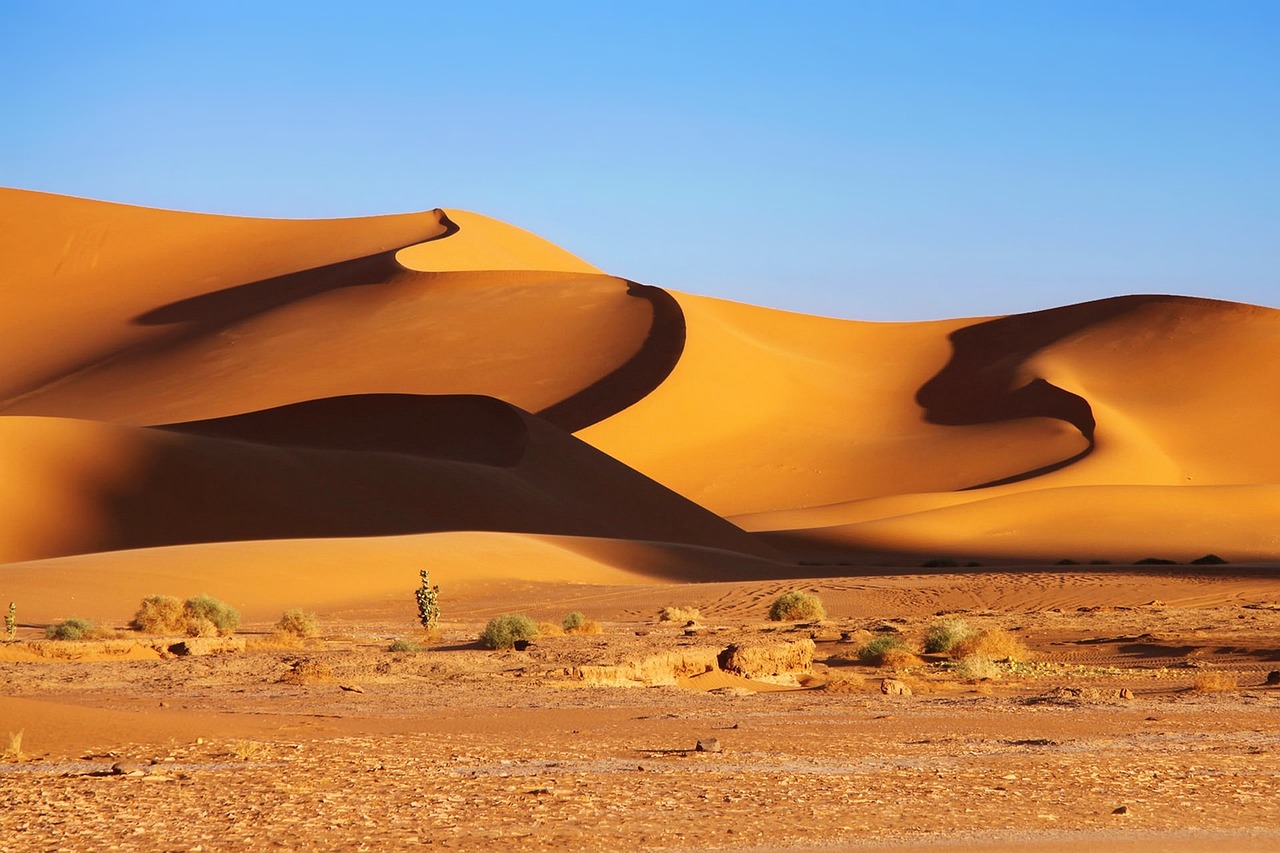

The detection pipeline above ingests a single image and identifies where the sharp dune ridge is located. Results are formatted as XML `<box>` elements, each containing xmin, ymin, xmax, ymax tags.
<box><xmin>2</xmin><ymin>189</ymin><xmax>1278</xmax><ymax>618</ymax></box>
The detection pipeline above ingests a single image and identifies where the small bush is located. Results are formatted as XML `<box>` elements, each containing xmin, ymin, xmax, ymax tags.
<box><xmin>953</xmin><ymin>654</ymin><xmax>1002</xmax><ymax>680</ymax></box>
<box><xmin>1193</xmin><ymin>671</ymin><xmax>1237</xmax><ymax>693</ymax></box>
<box><xmin>563</xmin><ymin>612</ymin><xmax>585</xmax><ymax>631</ymax></box>
<box><xmin>768</xmin><ymin>590</ymin><xmax>826</xmax><ymax>622</ymax></box>
<box><xmin>858</xmin><ymin>634</ymin><xmax>905</xmax><ymax>664</ymax></box>
<box><xmin>275</xmin><ymin>609</ymin><xmax>320</xmax><ymax>640</ymax></box>
<box><xmin>480</xmin><ymin>614</ymin><xmax>538</xmax><ymax>650</ymax></box>
<box><xmin>45</xmin><ymin>618</ymin><xmax>95</xmax><ymax>641</ymax></box>
<box><xmin>388</xmin><ymin>638</ymin><xmax>425</xmax><ymax>653</ymax></box>
<box><xmin>183</xmin><ymin>595</ymin><xmax>240</xmax><ymax>637</ymax></box>
<box><xmin>658</xmin><ymin>606</ymin><xmax>700</xmax><ymax>623</ymax></box>
<box><xmin>923</xmin><ymin>618</ymin><xmax>973</xmax><ymax>654</ymax></box>
<box><xmin>132</xmin><ymin>595</ymin><xmax>186</xmax><ymax>633</ymax></box>
<box><xmin>951</xmin><ymin>627</ymin><xmax>1030</xmax><ymax>663</ymax></box>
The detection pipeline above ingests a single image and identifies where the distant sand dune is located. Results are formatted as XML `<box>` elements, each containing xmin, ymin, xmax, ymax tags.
<box><xmin>2</xmin><ymin>189</ymin><xmax>1277</xmax><ymax>619</ymax></box>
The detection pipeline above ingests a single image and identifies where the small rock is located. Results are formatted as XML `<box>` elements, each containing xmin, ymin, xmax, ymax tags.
<box><xmin>1265</xmin><ymin>671</ymin><xmax>1280</xmax><ymax>686</ymax></box>
<box><xmin>1112</xmin><ymin>805</ymin><xmax>1130</xmax><ymax>815</ymax></box>
<box><xmin>695</xmin><ymin>738</ymin><xmax>722</xmax><ymax>753</ymax></box>
<box><xmin>110</xmin><ymin>762</ymin><xmax>145</xmax><ymax>776</ymax></box>
<box><xmin>339</xmin><ymin>684</ymin><xmax>365</xmax><ymax>694</ymax></box>
<box><xmin>513</xmin><ymin>639</ymin><xmax>533</xmax><ymax>651</ymax></box>
<box><xmin>881</xmin><ymin>678</ymin><xmax>912</xmax><ymax>697</ymax></box>
<box><xmin>526</xmin><ymin>786</ymin><xmax>554</xmax><ymax>795</ymax></box>
<box><xmin>1118</xmin><ymin>688</ymin><xmax>1135</xmax><ymax>700</ymax></box>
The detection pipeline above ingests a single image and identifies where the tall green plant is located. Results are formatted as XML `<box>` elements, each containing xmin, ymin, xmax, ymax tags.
<box><xmin>415</xmin><ymin>569</ymin><xmax>440</xmax><ymax>631</ymax></box>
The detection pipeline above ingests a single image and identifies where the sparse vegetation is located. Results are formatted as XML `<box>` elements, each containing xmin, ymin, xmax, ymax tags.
<box><xmin>768</xmin><ymin>590</ymin><xmax>826</xmax><ymax>622</ymax></box>
<box><xmin>923</xmin><ymin>618</ymin><xmax>973</xmax><ymax>654</ymax></box>
<box><xmin>44</xmin><ymin>618</ymin><xmax>95</xmax><ymax>641</ymax></box>
<box><xmin>275</xmin><ymin>609</ymin><xmax>320</xmax><ymax>640</ymax></box>
<box><xmin>857</xmin><ymin>634</ymin><xmax>905</xmax><ymax>664</ymax></box>
<box><xmin>388</xmin><ymin>638</ymin><xmax>425</xmax><ymax>653</ymax></box>
<box><xmin>562</xmin><ymin>612</ymin><xmax>602</xmax><ymax>635</ymax></box>
<box><xmin>658</xmin><ymin>606</ymin><xmax>701</xmax><ymax>623</ymax></box>
<box><xmin>3</xmin><ymin>730</ymin><xmax>24</xmax><ymax>762</ymax></box>
<box><xmin>951</xmin><ymin>627</ymin><xmax>1030</xmax><ymax>663</ymax></box>
<box><xmin>415</xmin><ymin>569</ymin><xmax>441</xmax><ymax>631</ymax></box>
<box><xmin>182</xmin><ymin>595</ymin><xmax>240</xmax><ymax>636</ymax></box>
<box><xmin>480</xmin><ymin>614</ymin><xmax>538</xmax><ymax>649</ymax></box>
<box><xmin>4</xmin><ymin>602</ymin><xmax>15</xmax><ymax>640</ymax></box>
<box><xmin>1193</xmin><ymin>671</ymin><xmax>1237</xmax><ymax>693</ymax></box>
<box><xmin>953</xmin><ymin>655</ymin><xmax>1002</xmax><ymax>680</ymax></box>
<box><xmin>131</xmin><ymin>595</ymin><xmax>185</xmax><ymax>633</ymax></box>
<box><xmin>229</xmin><ymin>739</ymin><xmax>269</xmax><ymax>761</ymax></box>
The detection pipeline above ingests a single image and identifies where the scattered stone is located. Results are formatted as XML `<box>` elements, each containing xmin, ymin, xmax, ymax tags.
<box><xmin>1265</xmin><ymin>671</ymin><xmax>1280</xmax><ymax>686</ymax></box>
<box><xmin>696</xmin><ymin>738</ymin><xmax>722</xmax><ymax>753</ymax></box>
<box><xmin>526</xmin><ymin>786</ymin><xmax>555</xmax><ymax>795</ymax></box>
<box><xmin>1118</xmin><ymin>688</ymin><xmax>1135</xmax><ymax>700</ymax></box>
<box><xmin>110</xmin><ymin>762</ymin><xmax>145</xmax><ymax>776</ymax></box>
<box><xmin>1112</xmin><ymin>805</ymin><xmax>1130</xmax><ymax>815</ymax></box>
<box><xmin>880</xmin><ymin>678</ymin><xmax>912</xmax><ymax>697</ymax></box>
<box><xmin>339</xmin><ymin>684</ymin><xmax>365</xmax><ymax>694</ymax></box>
<box><xmin>513</xmin><ymin>639</ymin><xmax>533</xmax><ymax>651</ymax></box>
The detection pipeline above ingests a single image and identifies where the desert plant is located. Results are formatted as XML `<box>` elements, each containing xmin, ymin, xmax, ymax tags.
<box><xmin>1193</xmin><ymin>671</ymin><xmax>1237</xmax><ymax>693</ymax></box>
<box><xmin>953</xmin><ymin>654</ymin><xmax>1002</xmax><ymax>680</ymax></box>
<box><xmin>563</xmin><ymin>611</ymin><xmax>586</xmax><ymax>632</ymax></box>
<box><xmin>480</xmin><ymin>614</ymin><xmax>538</xmax><ymax>650</ymax></box>
<box><xmin>658</xmin><ymin>606</ymin><xmax>701</xmax><ymax>623</ymax></box>
<box><xmin>951</xmin><ymin>627</ymin><xmax>1030</xmax><ymax>663</ymax></box>
<box><xmin>388</xmin><ymin>638</ymin><xmax>425</xmax><ymax>653</ymax></box>
<box><xmin>275</xmin><ymin>609</ymin><xmax>320</xmax><ymax>640</ymax></box>
<box><xmin>415</xmin><ymin>569</ymin><xmax>440</xmax><ymax>631</ymax></box>
<box><xmin>858</xmin><ymin>634</ymin><xmax>905</xmax><ymax>664</ymax></box>
<box><xmin>4</xmin><ymin>602</ymin><xmax>15</xmax><ymax>640</ymax></box>
<box><xmin>768</xmin><ymin>590</ymin><xmax>826</xmax><ymax>622</ymax></box>
<box><xmin>923</xmin><ymin>618</ymin><xmax>973</xmax><ymax>654</ymax></box>
<box><xmin>45</xmin><ymin>618</ymin><xmax>95</xmax><ymax>641</ymax></box>
<box><xmin>183</xmin><ymin>595</ymin><xmax>240</xmax><ymax>636</ymax></box>
<box><xmin>131</xmin><ymin>595</ymin><xmax>185</xmax><ymax>633</ymax></box>
<box><xmin>3</xmin><ymin>730</ymin><xmax>24</xmax><ymax>761</ymax></box>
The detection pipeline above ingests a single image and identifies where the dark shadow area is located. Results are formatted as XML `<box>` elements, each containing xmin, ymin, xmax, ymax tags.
<box><xmin>537</xmin><ymin>280</ymin><xmax>686</xmax><ymax>433</ymax></box>
<box><xmin>915</xmin><ymin>296</ymin><xmax>1167</xmax><ymax>489</ymax></box>
<box><xmin>160</xmin><ymin>394</ymin><xmax>529</xmax><ymax>467</ymax></box>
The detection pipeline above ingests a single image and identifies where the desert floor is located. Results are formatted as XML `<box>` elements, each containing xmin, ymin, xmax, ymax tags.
<box><xmin>3</xmin><ymin>568</ymin><xmax>1280</xmax><ymax>852</ymax></box>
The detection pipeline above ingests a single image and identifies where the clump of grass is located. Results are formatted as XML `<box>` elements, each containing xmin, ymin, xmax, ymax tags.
<box><xmin>658</xmin><ymin>606</ymin><xmax>701</xmax><ymax>623</ymax></box>
<box><xmin>857</xmin><ymin>634</ymin><xmax>905</xmax><ymax>665</ymax></box>
<box><xmin>953</xmin><ymin>655</ymin><xmax>1003</xmax><ymax>680</ymax></box>
<box><xmin>44</xmin><ymin>618</ymin><xmax>96</xmax><ymax>641</ymax></box>
<box><xmin>562</xmin><ymin>612</ymin><xmax>602</xmax><ymax>635</ymax></box>
<box><xmin>923</xmin><ymin>618</ymin><xmax>973</xmax><ymax>654</ymax></box>
<box><xmin>229</xmin><ymin>739</ymin><xmax>269</xmax><ymax>761</ymax></box>
<box><xmin>3</xmin><ymin>730</ymin><xmax>25</xmax><ymax>761</ymax></box>
<box><xmin>388</xmin><ymin>638</ymin><xmax>425</xmax><ymax>653</ymax></box>
<box><xmin>183</xmin><ymin>595</ymin><xmax>240</xmax><ymax>637</ymax></box>
<box><xmin>274</xmin><ymin>609</ymin><xmax>320</xmax><ymax>640</ymax></box>
<box><xmin>951</xmin><ymin>627</ymin><xmax>1030</xmax><ymax>663</ymax></box>
<box><xmin>768</xmin><ymin>590</ymin><xmax>826</xmax><ymax>622</ymax></box>
<box><xmin>480</xmin><ymin>614</ymin><xmax>538</xmax><ymax>650</ymax></box>
<box><xmin>1193</xmin><ymin>671</ymin><xmax>1237</xmax><ymax>693</ymax></box>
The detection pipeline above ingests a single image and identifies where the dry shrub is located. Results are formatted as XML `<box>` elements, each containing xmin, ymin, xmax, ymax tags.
<box><xmin>953</xmin><ymin>655</ymin><xmax>1002</xmax><ymax>680</ymax></box>
<box><xmin>183</xmin><ymin>595</ymin><xmax>240</xmax><ymax>636</ymax></box>
<box><xmin>718</xmin><ymin>638</ymin><xmax>815</xmax><ymax>679</ymax></box>
<box><xmin>536</xmin><ymin>622</ymin><xmax>565</xmax><ymax>638</ymax></box>
<box><xmin>132</xmin><ymin>595</ymin><xmax>185</xmax><ymax>633</ymax></box>
<box><xmin>229</xmin><ymin>739</ymin><xmax>269</xmax><ymax>761</ymax></box>
<box><xmin>278</xmin><ymin>659</ymin><xmax>335</xmax><ymax>685</ymax></box>
<box><xmin>567</xmin><ymin>619</ymin><xmax>602</xmax><ymax>636</ymax></box>
<box><xmin>388</xmin><ymin>638</ymin><xmax>425</xmax><ymax>653</ymax></box>
<box><xmin>274</xmin><ymin>609</ymin><xmax>320</xmax><ymax>641</ymax></box>
<box><xmin>880</xmin><ymin>647</ymin><xmax>924</xmax><ymax>670</ymax></box>
<box><xmin>1193</xmin><ymin>671</ymin><xmax>1237</xmax><ymax>693</ymax></box>
<box><xmin>480</xmin><ymin>614</ymin><xmax>538</xmax><ymax>649</ymax></box>
<box><xmin>923</xmin><ymin>618</ymin><xmax>973</xmax><ymax>654</ymax></box>
<box><xmin>3</xmin><ymin>730</ymin><xmax>24</xmax><ymax>761</ymax></box>
<box><xmin>857</xmin><ymin>634</ymin><xmax>905</xmax><ymax>665</ymax></box>
<box><xmin>951</xmin><ymin>627</ymin><xmax>1030</xmax><ymax>662</ymax></box>
<box><xmin>658</xmin><ymin>606</ymin><xmax>701</xmax><ymax>623</ymax></box>
<box><xmin>768</xmin><ymin>590</ymin><xmax>826</xmax><ymax>622</ymax></box>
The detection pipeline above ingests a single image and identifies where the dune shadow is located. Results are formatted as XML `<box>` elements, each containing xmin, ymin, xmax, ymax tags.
<box><xmin>536</xmin><ymin>280</ymin><xmax>686</xmax><ymax>433</ymax></box>
<box><xmin>915</xmin><ymin>296</ymin><xmax>1166</xmax><ymax>489</ymax></box>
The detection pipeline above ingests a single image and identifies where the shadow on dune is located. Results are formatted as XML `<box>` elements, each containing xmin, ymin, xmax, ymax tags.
<box><xmin>537</xmin><ymin>280</ymin><xmax>687</xmax><ymax>433</ymax></box>
<box><xmin>915</xmin><ymin>296</ymin><xmax>1168</xmax><ymax>489</ymax></box>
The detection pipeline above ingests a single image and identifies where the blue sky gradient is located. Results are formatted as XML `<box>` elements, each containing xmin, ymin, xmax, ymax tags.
<box><xmin>2</xmin><ymin>1</ymin><xmax>1275</xmax><ymax>319</ymax></box>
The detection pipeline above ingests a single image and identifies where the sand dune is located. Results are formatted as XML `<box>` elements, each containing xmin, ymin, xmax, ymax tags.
<box><xmin>2</xmin><ymin>189</ymin><xmax>1278</xmax><ymax>620</ymax></box>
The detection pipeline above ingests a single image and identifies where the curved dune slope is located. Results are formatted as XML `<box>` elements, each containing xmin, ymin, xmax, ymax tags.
<box><xmin>0</xmin><ymin>394</ymin><xmax>775</xmax><ymax>564</ymax></box>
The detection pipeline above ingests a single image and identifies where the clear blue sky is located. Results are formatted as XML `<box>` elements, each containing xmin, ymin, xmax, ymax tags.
<box><xmin>2</xmin><ymin>1</ymin><xmax>1276</xmax><ymax>320</ymax></box>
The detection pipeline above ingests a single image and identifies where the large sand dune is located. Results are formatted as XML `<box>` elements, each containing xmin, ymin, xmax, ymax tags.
<box><xmin>2</xmin><ymin>189</ymin><xmax>1278</xmax><ymax>620</ymax></box>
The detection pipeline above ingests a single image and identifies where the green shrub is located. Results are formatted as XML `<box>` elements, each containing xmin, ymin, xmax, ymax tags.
<box><xmin>183</xmin><ymin>595</ymin><xmax>240</xmax><ymax>637</ymax></box>
<box><xmin>275</xmin><ymin>609</ymin><xmax>320</xmax><ymax>639</ymax></box>
<box><xmin>658</xmin><ymin>606</ymin><xmax>700</xmax><ymax>623</ymax></box>
<box><xmin>857</xmin><ymin>634</ymin><xmax>904</xmax><ymax>663</ymax></box>
<box><xmin>45</xmin><ymin>618</ymin><xmax>95</xmax><ymax>641</ymax></box>
<box><xmin>480</xmin><ymin>614</ymin><xmax>538</xmax><ymax>650</ymax></box>
<box><xmin>562</xmin><ymin>612</ymin><xmax>585</xmax><ymax>632</ymax></box>
<box><xmin>415</xmin><ymin>569</ymin><xmax>440</xmax><ymax>631</ymax></box>
<box><xmin>768</xmin><ymin>590</ymin><xmax>826</xmax><ymax>622</ymax></box>
<box><xmin>131</xmin><ymin>595</ymin><xmax>186</xmax><ymax>633</ymax></box>
<box><xmin>388</xmin><ymin>638</ymin><xmax>425</xmax><ymax>653</ymax></box>
<box><xmin>923</xmin><ymin>618</ymin><xmax>973</xmax><ymax>654</ymax></box>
